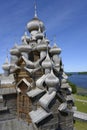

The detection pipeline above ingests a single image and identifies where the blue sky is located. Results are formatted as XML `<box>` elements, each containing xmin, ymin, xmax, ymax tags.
<box><xmin>0</xmin><ymin>0</ymin><xmax>87</xmax><ymax>73</ymax></box>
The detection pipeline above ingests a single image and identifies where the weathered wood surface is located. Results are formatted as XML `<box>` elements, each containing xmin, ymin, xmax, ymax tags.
<box><xmin>0</xmin><ymin>94</ymin><xmax>17</xmax><ymax>121</ymax></box>
<box><xmin>0</xmin><ymin>88</ymin><xmax>16</xmax><ymax>95</ymax></box>
<box><xmin>0</xmin><ymin>119</ymin><xmax>34</xmax><ymax>130</ymax></box>
<box><xmin>74</xmin><ymin>111</ymin><xmax>87</xmax><ymax>121</ymax></box>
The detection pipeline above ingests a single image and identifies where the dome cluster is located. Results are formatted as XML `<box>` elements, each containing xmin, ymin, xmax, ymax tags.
<box><xmin>2</xmin><ymin>9</ymin><xmax>74</xmax><ymax>130</ymax></box>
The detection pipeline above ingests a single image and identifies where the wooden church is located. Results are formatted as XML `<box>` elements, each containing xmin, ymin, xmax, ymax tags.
<box><xmin>0</xmin><ymin>5</ymin><xmax>75</xmax><ymax>130</ymax></box>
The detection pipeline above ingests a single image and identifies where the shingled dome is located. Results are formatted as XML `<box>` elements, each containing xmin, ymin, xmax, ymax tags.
<box><xmin>27</xmin><ymin>17</ymin><xmax>45</xmax><ymax>33</ymax></box>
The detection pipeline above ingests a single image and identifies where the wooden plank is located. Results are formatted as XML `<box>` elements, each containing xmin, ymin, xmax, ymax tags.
<box><xmin>74</xmin><ymin>111</ymin><xmax>87</xmax><ymax>121</ymax></box>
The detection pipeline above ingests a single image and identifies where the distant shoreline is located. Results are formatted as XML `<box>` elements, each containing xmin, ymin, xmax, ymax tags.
<box><xmin>78</xmin><ymin>72</ymin><xmax>87</xmax><ymax>75</ymax></box>
<box><xmin>66</xmin><ymin>71</ymin><xmax>87</xmax><ymax>76</ymax></box>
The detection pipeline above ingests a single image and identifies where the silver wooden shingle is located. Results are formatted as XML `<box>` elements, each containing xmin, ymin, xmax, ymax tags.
<box><xmin>39</xmin><ymin>91</ymin><xmax>56</xmax><ymax>110</ymax></box>
<box><xmin>27</xmin><ymin>88</ymin><xmax>45</xmax><ymax>98</ymax></box>
<box><xmin>29</xmin><ymin>107</ymin><xmax>52</xmax><ymax>123</ymax></box>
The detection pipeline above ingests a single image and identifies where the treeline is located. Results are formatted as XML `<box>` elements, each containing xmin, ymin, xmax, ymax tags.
<box><xmin>78</xmin><ymin>72</ymin><xmax>87</xmax><ymax>75</ymax></box>
<box><xmin>66</xmin><ymin>73</ymin><xmax>72</xmax><ymax>76</ymax></box>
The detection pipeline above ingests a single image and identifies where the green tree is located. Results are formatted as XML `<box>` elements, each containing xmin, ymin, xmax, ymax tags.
<box><xmin>68</xmin><ymin>81</ymin><xmax>77</xmax><ymax>94</ymax></box>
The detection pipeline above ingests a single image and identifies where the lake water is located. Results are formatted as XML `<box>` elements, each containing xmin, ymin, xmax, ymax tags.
<box><xmin>68</xmin><ymin>74</ymin><xmax>87</xmax><ymax>89</ymax></box>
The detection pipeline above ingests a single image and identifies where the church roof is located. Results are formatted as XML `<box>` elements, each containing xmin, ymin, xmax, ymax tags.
<box><xmin>27</xmin><ymin>88</ymin><xmax>46</xmax><ymax>98</ymax></box>
<box><xmin>0</xmin><ymin>74</ymin><xmax>15</xmax><ymax>85</ymax></box>
<box><xmin>29</xmin><ymin>107</ymin><xmax>53</xmax><ymax>126</ymax></box>
<box><xmin>0</xmin><ymin>87</ymin><xmax>16</xmax><ymax>95</ymax></box>
<box><xmin>39</xmin><ymin>91</ymin><xmax>56</xmax><ymax>110</ymax></box>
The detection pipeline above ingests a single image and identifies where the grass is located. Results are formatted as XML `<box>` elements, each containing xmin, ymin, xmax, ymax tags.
<box><xmin>74</xmin><ymin>94</ymin><xmax>87</xmax><ymax>130</ymax></box>
<box><xmin>68</xmin><ymin>78</ymin><xmax>87</xmax><ymax>129</ymax></box>
<box><xmin>77</xmin><ymin>87</ymin><xmax>87</xmax><ymax>96</ymax></box>
<box><xmin>74</xmin><ymin>120</ymin><xmax>87</xmax><ymax>130</ymax></box>
<box><xmin>75</xmin><ymin>101</ymin><xmax>87</xmax><ymax>113</ymax></box>
<box><xmin>74</xmin><ymin>94</ymin><xmax>87</xmax><ymax>101</ymax></box>
<box><xmin>74</xmin><ymin>94</ymin><xmax>87</xmax><ymax>113</ymax></box>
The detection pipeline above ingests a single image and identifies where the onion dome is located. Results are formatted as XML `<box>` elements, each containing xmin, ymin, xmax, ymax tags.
<box><xmin>18</xmin><ymin>44</ymin><xmax>32</xmax><ymax>52</ymax></box>
<box><xmin>45</xmin><ymin>69</ymin><xmax>59</xmax><ymax>87</ymax></box>
<box><xmin>42</xmin><ymin>51</ymin><xmax>52</xmax><ymax>69</ymax></box>
<box><xmin>27</xmin><ymin>4</ymin><xmax>45</xmax><ymax>34</ymax></box>
<box><xmin>18</xmin><ymin>38</ymin><xmax>32</xmax><ymax>52</ymax></box>
<box><xmin>2</xmin><ymin>57</ymin><xmax>10</xmax><ymax>71</ymax></box>
<box><xmin>10</xmin><ymin>43</ymin><xmax>20</xmax><ymax>56</ymax></box>
<box><xmin>2</xmin><ymin>57</ymin><xmax>10</xmax><ymax>76</ymax></box>
<box><xmin>36</xmin><ymin>73</ymin><xmax>49</xmax><ymax>89</ymax></box>
<box><xmin>36</xmin><ymin>38</ymin><xmax>49</xmax><ymax>51</ymax></box>
<box><xmin>36</xmin><ymin>42</ymin><xmax>48</xmax><ymax>51</ymax></box>
<box><xmin>27</xmin><ymin>17</ymin><xmax>45</xmax><ymax>33</ymax></box>
<box><xmin>27</xmin><ymin>4</ymin><xmax>45</xmax><ymax>33</ymax></box>
<box><xmin>50</xmin><ymin>44</ymin><xmax>61</xmax><ymax>54</ymax></box>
